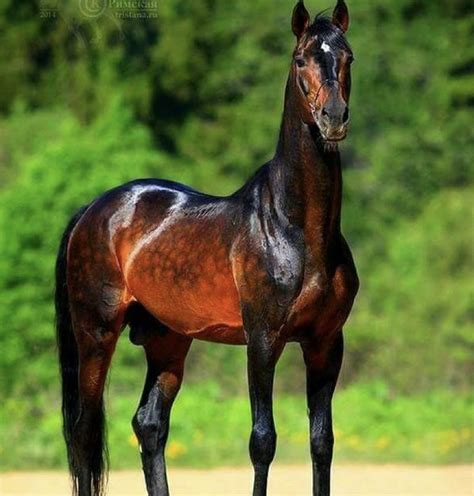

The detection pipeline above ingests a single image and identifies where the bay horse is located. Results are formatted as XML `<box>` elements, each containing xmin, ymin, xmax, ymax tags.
<box><xmin>55</xmin><ymin>1</ymin><xmax>358</xmax><ymax>495</ymax></box>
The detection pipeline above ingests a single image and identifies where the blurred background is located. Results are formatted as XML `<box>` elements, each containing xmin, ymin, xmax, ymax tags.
<box><xmin>0</xmin><ymin>0</ymin><xmax>472</xmax><ymax>473</ymax></box>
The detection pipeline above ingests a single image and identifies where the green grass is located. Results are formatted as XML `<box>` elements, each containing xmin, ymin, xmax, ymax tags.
<box><xmin>1</xmin><ymin>383</ymin><xmax>472</xmax><ymax>471</ymax></box>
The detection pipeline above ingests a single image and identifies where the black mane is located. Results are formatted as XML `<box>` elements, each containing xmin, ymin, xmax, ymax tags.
<box><xmin>308</xmin><ymin>15</ymin><xmax>351</xmax><ymax>52</ymax></box>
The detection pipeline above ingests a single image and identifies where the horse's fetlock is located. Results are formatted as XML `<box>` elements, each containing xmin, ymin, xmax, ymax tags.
<box><xmin>310</xmin><ymin>432</ymin><xmax>334</xmax><ymax>464</ymax></box>
<box><xmin>250</xmin><ymin>424</ymin><xmax>277</xmax><ymax>465</ymax></box>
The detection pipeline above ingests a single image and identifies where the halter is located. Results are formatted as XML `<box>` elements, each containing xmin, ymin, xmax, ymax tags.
<box><xmin>311</xmin><ymin>78</ymin><xmax>340</xmax><ymax>112</ymax></box>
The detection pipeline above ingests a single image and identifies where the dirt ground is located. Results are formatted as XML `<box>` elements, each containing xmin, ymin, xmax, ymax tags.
<box><xmin>1</xmin><ymin>465</ymin><xmax>472</xmax><ymax>496</ymax></box>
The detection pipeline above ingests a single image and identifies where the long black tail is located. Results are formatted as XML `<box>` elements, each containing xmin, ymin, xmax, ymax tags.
<box><xmin>55</xmin><ymin>206</ymin><xmax>105</xmax><ymax>495</ymax></box>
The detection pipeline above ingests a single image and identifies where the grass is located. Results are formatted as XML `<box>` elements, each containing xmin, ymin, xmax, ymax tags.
<box><xmin>1</xmin><ymin>382</ymin><xmax>472</xmax><ymax>471</ymax></box>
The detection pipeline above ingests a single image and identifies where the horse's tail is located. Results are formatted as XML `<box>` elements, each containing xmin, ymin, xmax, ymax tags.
<box><xmin>55</xmin><ymin>206</ymin><xmax>92</xmax><ymax>494</ymax></box>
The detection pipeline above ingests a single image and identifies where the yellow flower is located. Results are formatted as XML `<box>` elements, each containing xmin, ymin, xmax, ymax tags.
<box><xmin>334</xmin><ymin>429</ymin><xmax>343</xmax><ymax>438</ymax></box>
<box><xmin>167</xmin><ymin>440</ymin><xmax>188</xmax><ymax>459</ymax></box>
<box><xmin>375</xmin><ymin>436</ymin><xmax>390</xmax><ymax>450</ymax></box>
<box><xmin>129</xmin><ymin>434</ymin><xmax>139</xmax><ymax>447</ymax></box>
<box><xmin>345</xmin><ymin>435</ymin><xmax>362</xmax><ymax>450</ymax></box>
<box><xmin>436</xmin><ymin>430</ymin><xmax>462</xmax><ymax>454</ymax></box>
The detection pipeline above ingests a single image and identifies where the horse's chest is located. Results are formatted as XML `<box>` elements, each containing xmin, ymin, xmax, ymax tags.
<box><xmin>289</xmin><ymin>260</ymin><xmax>359</xmax><ymax>337</ymax></box>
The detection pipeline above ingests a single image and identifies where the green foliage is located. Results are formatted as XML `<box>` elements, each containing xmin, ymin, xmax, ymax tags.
<box><xmin>1</xmin><ymin>383</ymin><xmax>472</xmax><ymax>470</ymax></box>
<box><xmin>0</xmin><ymin>0</ymin><xmax>472</xmax><ymax>469</ymax></box>
<box><xmin>0</xmin><ymin>100</ymin><xmax>224</xmax><ymax>399</ymax></box>
<box><xmin>347</xmin><ymin>188</ymin><xmax>474</xmax><ymax>393</ymax></box>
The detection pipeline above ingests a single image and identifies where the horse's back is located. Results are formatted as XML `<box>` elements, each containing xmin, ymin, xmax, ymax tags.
<box><xmin>72</xmin><ymin>177</ymin><xmax>230</xmax><ymax>258</ymax></box>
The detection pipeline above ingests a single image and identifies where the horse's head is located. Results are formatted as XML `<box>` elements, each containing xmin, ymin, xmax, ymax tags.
<box><xmin>291</xmin><ymin>0</ymin><xmax>353</xmax><ymax>142</ymax></box>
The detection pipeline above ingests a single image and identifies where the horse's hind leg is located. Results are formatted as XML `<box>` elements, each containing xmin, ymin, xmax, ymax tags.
<box><xmin>69</xmin><ymin>305</ymin><xmax>124</xmax><ymax>496</ymax></box>
<box><xmin>66</xmin><ymin>270</ymin><xmax>126</xmax><ymax>494</ymax></box>
<box><xmin>130</xmin><ymin>308</ymin><xmax>192</xmax><ymax>496</ymax></box>
<box><xmin>58</xmin><ymin>205</ymin><xmax>130</xmax><ymax>495</ymax></box>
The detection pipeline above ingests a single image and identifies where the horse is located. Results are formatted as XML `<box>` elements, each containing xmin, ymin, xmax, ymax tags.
<box><xmin>55</xmin><ymin>1</ymin><xmax>358</xmax><ymax>495</ymax></box>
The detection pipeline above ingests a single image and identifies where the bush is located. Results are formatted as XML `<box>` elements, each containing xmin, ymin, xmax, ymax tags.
<box><xmin>0</xmin><ymin>100</ymin><xmax>229</xmax><ymax>401</ymax></box>
<box><xmin>1</xmin><ymin>382</ymin><xmax>471</xmax><ymax>470</ymax></box>
<box><xmin>347</xmin><ymin>188</ymin><xmax>474</xmax><ymax>393</ymax></box>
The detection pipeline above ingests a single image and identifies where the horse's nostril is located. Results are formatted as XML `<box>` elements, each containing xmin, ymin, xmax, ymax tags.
<box><xmin>343</xmin><ymin>106</ymin><xmax>350</xmax><ymax>123</ymax></box>
<box><xmin>321</xmin><ymin>107</ymin><xmax>329</xmax><ymax>118</ymax></box>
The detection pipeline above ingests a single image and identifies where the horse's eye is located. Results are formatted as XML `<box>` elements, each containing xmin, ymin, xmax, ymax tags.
<box><xmin>295</xmin><ymin>57</ymin><xmax>306</xmax><ymax>68</ymax></box>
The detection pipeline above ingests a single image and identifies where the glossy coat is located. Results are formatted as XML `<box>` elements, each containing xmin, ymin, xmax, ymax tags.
<box><xmin>56</xmin><ymin>2</ymin><xmax>358</xmax><ymax>495</ymax></box>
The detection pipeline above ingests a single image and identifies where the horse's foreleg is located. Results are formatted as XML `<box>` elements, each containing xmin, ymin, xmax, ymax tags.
<box><xmin>246</xmin><ymin>325</ymin><xmax>285</xmax><ymax>496</ymax></box>
<box><xmin>132</xmin><ymin>328</ymin><xmax>192</xmax><ymax>496</ymax></box>
<box><xmin>301</xmin><ymin>331</ymin><xmax>344</xmax><ymax>496</ymax></box>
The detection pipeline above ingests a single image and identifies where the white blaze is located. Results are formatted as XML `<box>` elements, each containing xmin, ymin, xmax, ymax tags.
<box><xmin>321</xmin><ymin>41</ymin><xmax>331</xmax><ymax>53</ymax></box>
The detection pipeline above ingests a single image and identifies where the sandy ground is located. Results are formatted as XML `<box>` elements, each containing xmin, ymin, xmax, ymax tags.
<box><xmin>1</xmin><ymin>465</ymin><xmax>472</xmax><ymax>496</ymax></box>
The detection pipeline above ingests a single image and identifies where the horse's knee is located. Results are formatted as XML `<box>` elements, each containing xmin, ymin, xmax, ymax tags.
<box><xmin>249</xmin><ymin>422</ymin><xmax>277</xmax><ymax>466</ymax></box>
<box><xmin>133</xmin><ymin>412</ymin><xmax>167</xmax><ymax>454</ymax></box>
<box><xmin>310</xmin><ymin>430</ymin><xmax>334</xmax><ymax>465</ymax></box>
<box><xmin>132</xmin><ymin>389</ymin><xmax>170</xmax><ymax>454</ymax></box>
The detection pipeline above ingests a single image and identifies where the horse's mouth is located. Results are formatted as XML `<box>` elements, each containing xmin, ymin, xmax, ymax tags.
<box><xmin>321</xmin><ymin>129</ymin><xmax>347</xmax><ymax>142</ymax></box>
<box><xmin>311</xmin><ymin>108</ymin><xmax>348</xmax><ymax>142</ymax></box>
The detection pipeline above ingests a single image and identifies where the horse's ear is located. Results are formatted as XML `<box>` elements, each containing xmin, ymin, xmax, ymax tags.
<box><xmin>332</xmin><ymin>0</ymin><xmax>349</xmax><ymax>33</ymax></box>
<box><xmin>292</xmin><ymin>1</ymin><xmax>310</xmax><ymax>40</ymax></box>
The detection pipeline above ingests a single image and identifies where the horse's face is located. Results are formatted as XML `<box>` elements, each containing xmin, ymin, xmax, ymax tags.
<box><xmin>291</xmin><ymin>1</ymin><xmax>354</xmax><ymax>142</ymax></box>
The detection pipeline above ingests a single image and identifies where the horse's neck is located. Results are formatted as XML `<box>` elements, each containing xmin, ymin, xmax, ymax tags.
<box><xmin>270</xmin><ymin>81</ymin><xmax>342</xmax><ymax>257</ymax></box>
